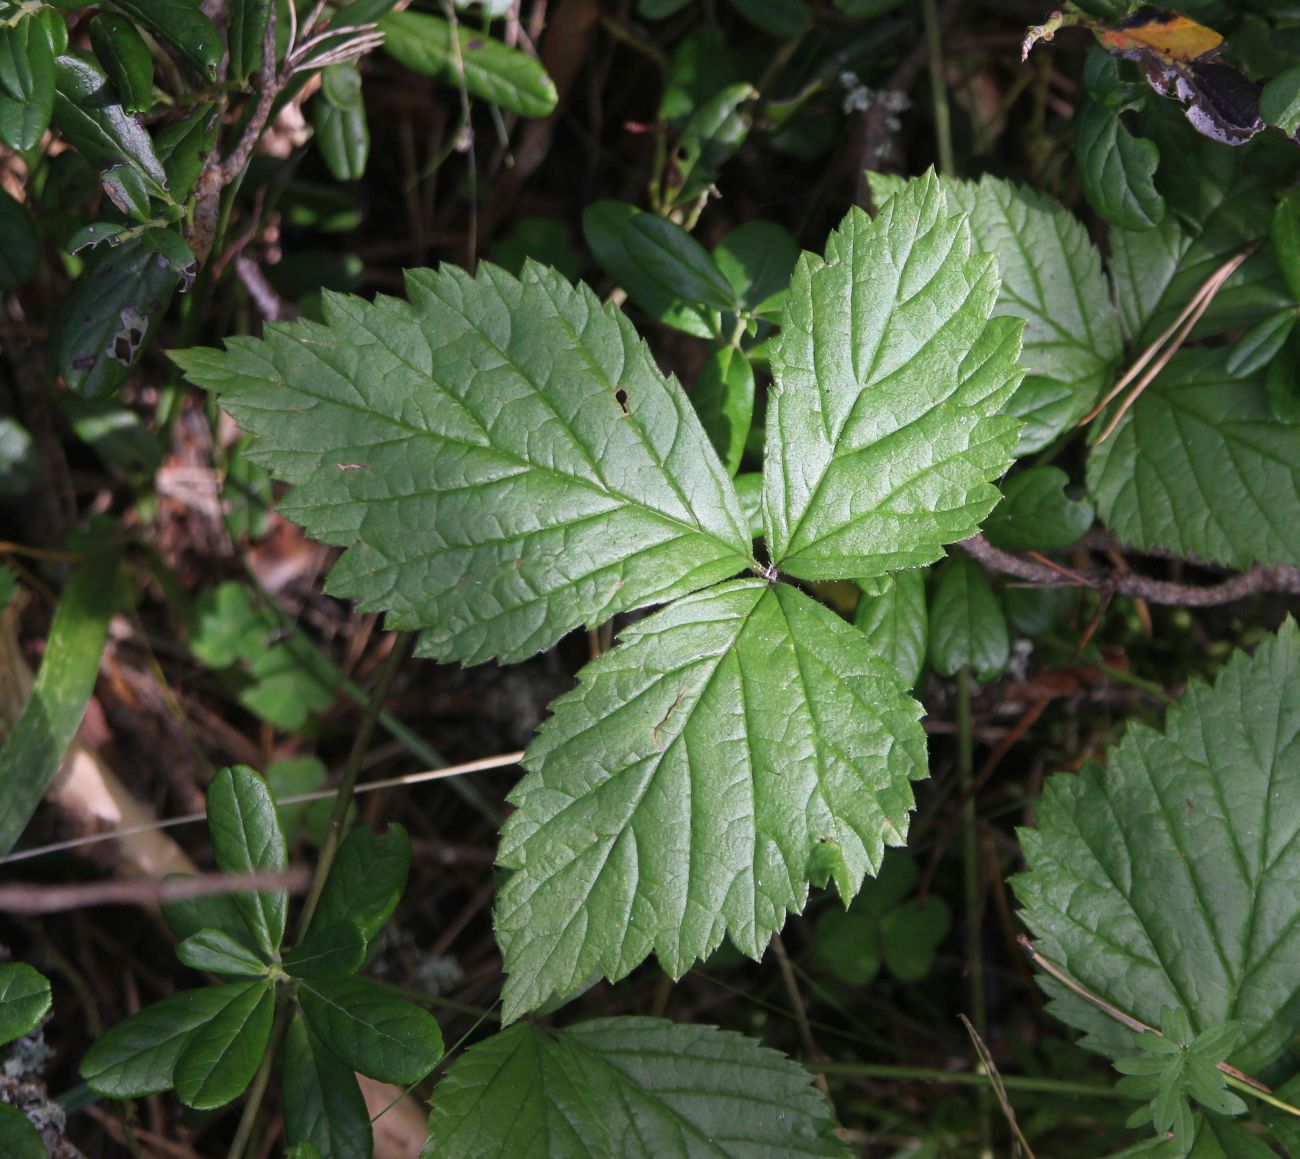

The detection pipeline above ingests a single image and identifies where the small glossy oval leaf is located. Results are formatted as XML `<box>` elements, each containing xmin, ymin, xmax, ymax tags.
<box><xmin>283</xmin><ymin>1014</ymin><xmax>373</xmax><ymax>1159</ymax></box>
<box><xmin>1260</xmin><ymin>64</ymin><xmax>1300</xmax><ymax>136</ymax></box>
<box><xmin>1015</xmin><ymin>622</ymin><xmax>1300</xmax><ymax>1073</ymax></box>
<box><xmin>173</xmin><ymin>980</ymin><xmax>274</xmax><ymax>1109</ymax></box>
<box><xmin>0</xmin><ymin>548</ymin><xmax>120</xmax><ymax>853</ymax></box>
<box><xmin>0</xmin><ymin>1104</ymin><xmax>43</xmax><ymax>1159</ymax></box>
<box><xmin>714</xmin><ymin>220</ymin><xmax>799</xmax><ymax>315</ymax></box>
<box><xmin>422</xmin><ymin>1017</ymin><xmax>849</xmax><ymax>1158</ymax></box>
<box><xmin>583</xmin><ymin>200</ymin><xmax>719</xmax><ymax>337</ymax></box>
<box><xmin>310</xmin><ymin>824</ymin><xmax>410</xmax><ymax>944</ymax></box>
<box><xmin>80</xmin><ymin>984</ymin><xmax>250</xmax><ymax>1097</ymax></box>
<box><xmin>57</xmin><ymin>235</ymin><xmax>180</xmax><ymax>398</ymax></box>
<box><xmin>176</xmin><ymin>929</ymin><xmax>269</xmax><ymax>977</ymax></box>
<box><xmin>1077</xmin><ymin>99</ymin><xmax>1165</xmax><ymax>232</ymax></box>
<box><xmin>298</xmin><ymin>978</ymin><xmax>444</xmax><ymax>1085</ymax></box>
<box><xmin>173</xmin><ymin>262</ymin><xmax>751</xmax><ymax>665</ymax></box>
<box><xmin>668</xmin><ymin>81</ymin><xmax>756</xmax><ymax>211</ymax></box>
<box><xmin>0</xmin><ymin>20</ymin><xmax>54</xmax><ymax>149</ymax></box>
<box><xmin>229</xmin><ymin>0</ymin><xmax>270</xmax><ymax>86</ymax></box>
<box><xmin>162</xmin><ymin>877</ymin><xmax>258</xmax><ymax>947</ymax></box>
<box><xmin>497</xmin><ymin>580</ymin><xmax>926</xmax><ymax>1022</ymax></box>
<box><xmin>928</xmin><ymin>556</ymin><xmax>1008</xmax><ymax>682</ymax></box>
<box><xmin>110</xmin><ymin>0</ymin><xmax>223</xmax><ymax>80</ymax></box>
<box><xmin>622</xmin><ymin>214</ymin><xmax>738</xmax><ymax>311</ymax></box>
<box><xmin>283</xmin><ymin>922</ymin><xmax>366</xmax><ymax>980</ymax></box>
<box><xmin>153</xmin><ymin>104</ymin><xmax>220</xmax><ymax>203</ymax></box>
<box><xmin>381</xmin><ymin>10</ymin><xmax>557</xmax><ymax>118</ymax></box>
<box><xmin>853</xmin><ymin>571</ymin><xmax>928</xmax><ymax>688</ymax></box>
<box><xmin>89</xmin><ymin>13</ymin><xmax>153</xmax><ymax>114</ymax></box>
<box><xmin>1226</xmin><ymin>309</ymin><xmax>1296</xmax><ymax>378</ymax></box>
<box><xmin>0</xmin><ymin>964</ymin><xmax>52</xmax><ymax>1046</ymax></box>
<box><xmin>66</xmin><ymin>222</ymin><xmax>129</xmax><ymax>254</ymax></box>
<box><xmin>692</xmin><ymin>346</ymin><xmax>754</xmax><ymax>476</ymax></box>
<box><xmin>0</xmin><ymin>191</ymin><xmax>38</xmax><ymax>291</ymax></box>
<box><xmin>764</xmin><ymin>173</ymin><xmax>1023</xmax><ymax>580</ymax></box>
<box><xmin>101</xmin><ymin>161</ymin><xmax>152</xmax><ymax>221</ymax></box>
<box><xmin>206</xmin><ymin>765</ymin><xmax>289</xmax><ymax>958</ymax></box>
<box><xmin>313</xmin><ymin>94</ymin><xmax>369</xmax><ymax>182</ymax></box>
<box><xmin>37</xmin><ymin>9</ymin><xmax>69</xmax><ymax>56</ymax></box>
<box><xmin>52</xmin><ymin>53</ymin><xmax>168</xmax><ymax>196</ymax></box>
<box><xmin>984</xmin><ymin>466</ymin><xmax>1095</xmax><ymax>552</ymax></box>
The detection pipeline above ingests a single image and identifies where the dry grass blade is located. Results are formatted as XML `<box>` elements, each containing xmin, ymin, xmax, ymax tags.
<box><xmin>959</xmin><ymin>1013</ymin><xmax>1035</xmax><ymax>1158</ymax></box>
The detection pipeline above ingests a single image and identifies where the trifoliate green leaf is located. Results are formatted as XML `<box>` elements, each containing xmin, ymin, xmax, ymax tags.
<box><xmin>174</xmin><ymin>262</ymin><xmax>752</xmax><ymax>665</ymax></box>
<box><xmin>1014</xmin><ymin>620</ymin><xmax>1300</xmax><ymax>1074</ymax></box>
<box><xmin>422</xmin><ymin>1017</ymin><xmax>850</xmax><ymax>1158</ymax></box>
<box><xmin>496</xmin><ymin>579</ymin><xmax>926</xmax><ymax>1022</ymax></box>
<box><xmin>764</xmin><ymin>173</ymin><xmax>1023</xmax><ymax>580</ymax></box>
<box><xmin>1087</xmin><ymin>350</ymin><xmax>1300</xmax><ymax>569</ymax></box>
<box><xmin>898</xmin><ymin>173</ymin><xmax>1122</xmax><ymax>451</ymax></box>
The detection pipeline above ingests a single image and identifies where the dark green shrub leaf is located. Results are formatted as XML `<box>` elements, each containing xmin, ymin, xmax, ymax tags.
<box><xmin>0</xmin><ymin>548</ymin><xmax>120</xmax><ymax>853</ymax></box>
<box><xmin>1087</xmin><ymin>350</ymin><xmax>1300</xmax><ymax>568</ymax></box>
<box><xmin>298</xmin><ymin>978</ymin><xmax>443</xmax><ymax>1085</ymax></box>
<box><xmin>0</xmin><ymin>19</ymin><xmax>54</xmax><ymax>149</ymax></box>
<box><xmin>206</xmin><ymin>765</ymin><xmax>289</xmax><ymax>959</ymax></box>
<box><xmin>109</xmin><ymin>0</ymin><xmax>222</xmax><ymax>81</ymax></box>
<box><xmin>283</xmin><ymin>922</ymin><xmax>367</xmax><ymax>980</ymax></box>
<box><xmin>984</xmin><ymin>466</ymin><xmax>1095</xmax><ymax>552</ymax></box>
<box><xmin>381</xmin><ymin>10</ymin><xmax>558</xmax><ymax>118</ymax></box>
<box><xmin>162</xmin><ymin>876</ymin><xmax>257</xmax><ymax>947</ymax></box>
<box><xmin>1272</xmin><ymin>189</ymin><xmax>1300</xmax><ymax>304</ymax></box>
<box><xmin>668</xmin><ymin>82</ymin><xmax>756</xmax><ymax>211</ymax></box>
<box><xmin>496</xmin><ymin>580</ymin><xmax>925</xmax><ymax>1022</ymax></box>
<box><xmin>52</xmin><ymin>53</ymin><xmax>168</xmax><ymax>196</ymax></box>
<box><xmin>765</xmin><ymin>173</ymin><xmax>1023</xmax><ymax>580</ymax></box>
<box><xmin>1077</xmin><ymin>100</ymin><xmax>1165</xmax><ymax>232</ymax></box>
<box><xmin>853</xmin><ymin>571</ymin><xmax>927</xmax><ymax>688</ymax></box>
<box><xmin>1225</xmin><ymin>309</ymin><xmax>1296</xmax><ymax>379</ymax></box>
<box><xmin>1260</xmin><ymin>65</ymin><xmax>1300</xmax><ymax>136</ymax></box>
<box><xmin>692</xmin><ymin>346</ymin><xmax>753</xmax><ymax>476</ymax></box>
<box><xmin>175</xmin><ymin>929</ymin><xmax>269</xmax><ymax>977</ymax></box>
<box><xmin>283</xmin><ymin>1014</ymin><xmax>373</xmax><ymax>1159</ymax></box>
<box><xmin>313</xmin><ymin>96</ymin><xmax>369</xmax><ymax>182</ymax></box>
<box><xmin>81</xmin><ymin>984</ymin><xmax>252</xmax><ymax>1097</ymax></box>
<box><xmin>56</xmin><ymin>235</ymin><xmax>179</xmax><ymax>398</ymax></box>
<box><xmin>713</xmin><ymin>220</ymin><xmax>799</xmax><ymax>316</ymax></box>
<box><xmin>101</xmin><ymin>162</ymin><xmax>152</xmax><ymax>221</ymax></box>
<box><xmin>153</xmin><ymin>104</ymin><xmax>220</xmax><ymax>202</ymax></box>
<box><xmin>229</xmin><ymin>0</ymin><xmax>270</xmax><ymax>86</ymax></box>
<box><xmin>0</xmin><ymin>1104</ymin><xmax>43</xmax><ymax>1159</ymax></box>
<box><xmin>66</xmin><ymin>222</ymin><xmax>130</xmax><ymax>254</ymax></box>
<box><xmin>173</xmin><ymin>980</ymin><xmax>274</xmax><ymax>1108</ymax></box>
<box><xmin>1014</xmin><ymin>621</ymin><xmax>1300</xmax><ymax>1073</ymax></box>
<box><xmin>928</xmin><ymin>556</ymin><xmax>1008</xmax><ymax>682</ymax></box>
<box><xmin>310</xmin><ymin>824</ymin><xmax>410</xmax><ymax>944</ymax></box>
<box><xmin>173</xmin><ymin>263</ymin><xmax>752</xmax><ymax>665</ymax></box>
<box><xmin>583</xmin><ymin>200</ymin><xmax>720</xmax><ymax>336</ymax></box>
<box><xmin>0</xmin><ymin>191</ymin><xmax>38</xmax><ymax>290</ymax></box>
<box><xmin>622</xmin><ymin>213</ymin><xmax>738</xmax><ymax>311</ymax></box>
<box><xmin>89</xmin><ymin>13</ymin><xmax>153</xmax><ymax>113</ymax></box>
<box><xmin>422</xmin><ymin>1017</ymin><xmax>850</xmax><ymax>1158</ymax></box>
<box><xmin>0</xmin><ymin>964</ymin><xmax>52</xmax><ymax>1045</ymax></box>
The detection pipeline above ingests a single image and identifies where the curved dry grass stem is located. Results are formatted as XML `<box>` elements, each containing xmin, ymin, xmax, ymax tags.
<box><xmin>1079</xmin><ymin>246</ymin><xmax>1256</xmax><ymax>444</ymax></box>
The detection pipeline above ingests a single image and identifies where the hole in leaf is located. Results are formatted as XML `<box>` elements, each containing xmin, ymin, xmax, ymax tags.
<box><xmin>614</xmin><ymin>388</ymin><xmax>630</xmax><ymax>415</ymax></box>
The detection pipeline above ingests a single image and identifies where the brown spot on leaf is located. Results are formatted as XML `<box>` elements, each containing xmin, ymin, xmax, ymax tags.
<box><xmin>614</xmin><ymin>388</ymin><xmax>630</xmax><ymax>415</ymax></box>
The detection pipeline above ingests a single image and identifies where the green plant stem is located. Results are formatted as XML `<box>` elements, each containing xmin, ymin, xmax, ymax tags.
<box><xmin>813</xmin><ymin>1062</ymin><xmax>1125</xmax><ymax>1099</ymax></box>
<box><xmin>226</xmin><ymin>994</ymin><xmax>292</xmax><ymax>1159</ymax></box>
<box><xmin>296</xmin><ymin>632</ymin><xmax>413</xmax><ymax>941</ymax></box>
<box><xmin>957</xmin><ymin>667</ymin><xmax>991</xmax><ymax>1155</ymax></box>
<box><xmin>921</xmin><ymin>0</ymin><xmax>954</xmax><ymax>176</ymax></box>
